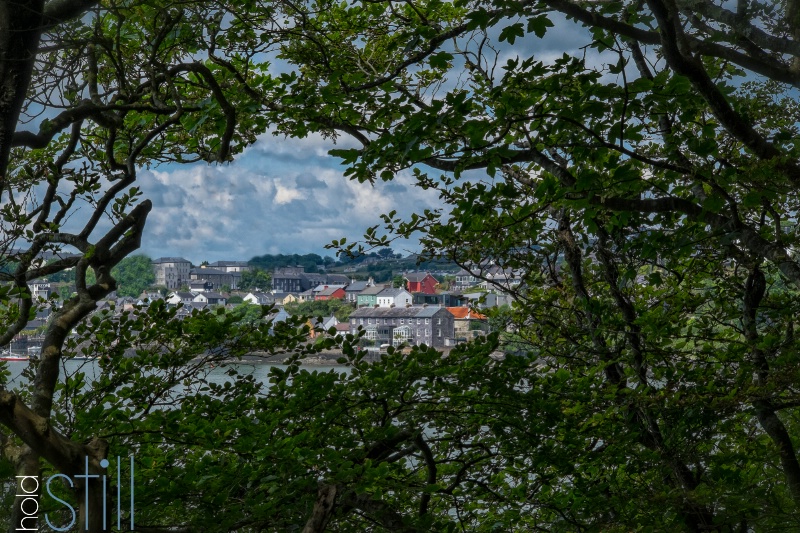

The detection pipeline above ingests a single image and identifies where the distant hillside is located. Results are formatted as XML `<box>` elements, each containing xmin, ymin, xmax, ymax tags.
<box><xmin>248</xmin><ymin>253</ymin><xmax>332</xmax><ymax>273</ymax></box>
<box><xmin>248</xmin><ymin>251</ymin><xmax>460</xmax><ymax>283</ymax></box>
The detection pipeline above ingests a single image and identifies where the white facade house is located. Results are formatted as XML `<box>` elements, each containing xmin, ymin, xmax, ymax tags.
<box><xmin>244</xmin><ymin>292</ymin><xmax>274</xmax><ymax>305</ymax></box>
<box><xmin>29</xmin><ymin>279</ymin><xmax>51</xmax><ymax>300</ymax></box>
<box><xmin>193</xmin><ymin>292</ymin><xmax>227</xmax><ymax>306</ymax></box>
<box><xmin>376</xmin><ymin>288</ymin><xmax>413</xmax><ymax>308</ymax></box>
<box><xmin>166</xmin><ymin>291</ymin><xmax>195</xmax><ymax>306</ymax></box>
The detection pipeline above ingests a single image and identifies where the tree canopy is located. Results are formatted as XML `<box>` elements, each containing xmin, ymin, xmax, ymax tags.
<box><xmin>5</xmin><ymin>0</ymin><xmax>800</xmax><ymax>531</ymax></box>
<box><xmin>110</xmin><ymin>254</ymin><xmax>155</xmax><ymax>297</ymax></box>
<box><xmin>249</xmin><ymin>253</ymin><xmax>325</xmax><ymax>272</ymax></box>
<box><xmin>285</xmin><ymin>298</ymin><xmax>355</xmax><ymax>322</ymax></box>
<box><xmin>0</xmin><ymin>0</ymin><xmax>279</xmax><ymax>529</ymax></box>
<box><xmin>238</xmin><ymin>267</ymin><xmax>272</xmax><ymax>292</ymax></box>
<box><xmin>260</xmin><ymin>0</ymin><xmax>800</xmax><ymax>529</ymax></box>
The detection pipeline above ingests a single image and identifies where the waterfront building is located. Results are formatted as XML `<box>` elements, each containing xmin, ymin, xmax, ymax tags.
<box><xmin>349</xmin><ymin>306</ymin><xmax>454</xmax><ymax>348</ymax></box>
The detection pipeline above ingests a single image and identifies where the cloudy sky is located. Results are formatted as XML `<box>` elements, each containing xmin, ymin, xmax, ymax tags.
<box><xmin>131</xmin><ymin>14</ymin><xmax>604</xmax><ymax>265</ymax></box>
<box><xmin>136</xmin><ymin>132</ymin><xmax>445</xmax><ymax>264</ymax></box>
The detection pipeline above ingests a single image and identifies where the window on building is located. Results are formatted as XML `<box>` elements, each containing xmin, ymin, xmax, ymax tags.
<box><xmin>425</xmin><ymin>318</ymin><xmax>430</xmax><ymax>324</ymax></box>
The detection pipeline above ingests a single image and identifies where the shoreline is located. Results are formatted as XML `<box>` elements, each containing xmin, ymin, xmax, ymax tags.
<box><xmin>223</xmin><ymin>346</ymin><xmax>455</xmax><ymax>366</ymax></box>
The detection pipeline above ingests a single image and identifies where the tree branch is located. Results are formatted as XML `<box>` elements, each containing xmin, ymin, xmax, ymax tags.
<box><xmin>42</xmin><ymin>0</ymin><xmax>98</xmax><ymax>28</ymax></box>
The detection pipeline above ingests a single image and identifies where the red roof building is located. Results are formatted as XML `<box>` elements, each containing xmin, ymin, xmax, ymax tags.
<box><xmin>445</xmin><ymin>307</ymin><xmax>488</xmax><ymax>320</ymax></box>
<box><xmin>315</xmin><ymin>286</ymin><xmax>346</xmax><ymax>301</ymax></box>
<box><xmin>405</xmin><ymin>272</ymin><xmax>438</xmax><ymax>294</ymax></box>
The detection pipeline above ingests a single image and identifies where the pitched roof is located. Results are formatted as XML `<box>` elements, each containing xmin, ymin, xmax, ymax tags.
<box><xmin>359</xmin><ymin>285</ymin><xmax>385</xmax><ymax>296</ymax></box>
<box><xmin>204</xmin><ymin>292</ymin><xmax>226</xmax><ymax>299</ymax></box>
<box><xmin>271</xmin><ymin>292</ymin><xmax>293</xmax><ymax>300</ymax></box>
<box><xmin>208</xmin><ymin>261</ymin><xmax>249</xmax><ymax>267</ymax></box>
<box><xmin>318</xmin><ymin>286</ymin><xmax>345</xmax><ymax>296</ymax></box>
<box><xmin>446</xmin><ymin>307</ymin><xmax>487</xmax><ymax>320</ymax></box>
<box><xmin>246</xmin><ymin>291</ymin><xmax>273</xmax><ymax>302</ymax></box>
<box><xmin>350</xmin><ymin>306</ymin><xmax>447</xmax><ymax>319</ymax></box>
<box><xmin>413</xmin><ymin>306</ymin><xmax>445</xmax><ymax>318</ymax></box>
<box><xmin>274</xmin><ymin>267</ymin><xmax>305</xmax><ymax>277</ymax></box>
<box><xmin>152</xmin><ymin>257</ymin><xmax>191</xmax><ymax>264</ymax></box>
<box><xmin>377</xmin><ymin>288</ymin><xmax>409</xmax><ymax>297</ymax></box>
<box><xmin>405</xmin><ymin>272</ymin><xmax>437</xmax><ymax>282</ymax></box>
<box><xmin>345</xmin><ymin>281</ymin><xmax>370</xmax><ymax>292</ymax></box>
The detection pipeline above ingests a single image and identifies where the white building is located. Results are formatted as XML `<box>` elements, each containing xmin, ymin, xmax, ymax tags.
<box><xmin>376</xmin><ymin>288</ymin><xmax>413</xmax><ymax>308</ymax></box>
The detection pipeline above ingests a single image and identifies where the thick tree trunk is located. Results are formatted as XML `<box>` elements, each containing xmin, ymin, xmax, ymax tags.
<box><xmin>0</xmin><ymin>0</ymin><xmax>45</xmax><ymax>179</ymax></box>
<box><xmin>303</xmin><ymin>484</ymin><xmax>337</xmax><ymax>533</ymax></box>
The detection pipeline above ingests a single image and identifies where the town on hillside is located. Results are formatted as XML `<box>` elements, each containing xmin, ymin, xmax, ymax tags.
<box><xmin>6</xmin><ymin>252</ymin><xmax>524</xmax><ymax>357</ymax></box>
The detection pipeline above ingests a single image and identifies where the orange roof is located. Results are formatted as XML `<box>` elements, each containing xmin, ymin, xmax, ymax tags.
<box><xmin>445</xmin><ymin>307</ymin><xmax>487</xmax><ymax>320</ymax></box>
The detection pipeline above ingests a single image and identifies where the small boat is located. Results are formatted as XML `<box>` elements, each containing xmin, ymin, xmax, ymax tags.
<box><xmin>0</xmin><ymin>347</ymin><xmax>29</xmax><ymax>362</ymax></box>
<box><xmin>0</xmin><ymin>355</ymin><xmax>29</xmax><ymax>362</ymax></box>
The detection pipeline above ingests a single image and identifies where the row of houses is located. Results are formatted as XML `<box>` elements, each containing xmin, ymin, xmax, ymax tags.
<box><xmin>24</xmin><ymin>287</ymin><xmax>492</xmax><ymax>353</ymax></box>
<box><xmin>243</xmin><ymin>284</ymin><xmax>420</xmax><ymax>308</ymax></box>
<box><xmin>166</xmin><ymin>291</ymin><xmax>227</xmax><ymax>307</ymax></box>
<box><xmin>154</xmin><ymin>258</ymin><xmax>523</xmax><ymax>295</ymax></box>
<box><xmin>148</xmin><ymin>260</ymin><xmax>517</xmax><ymax>349</ymax></box>
<box><xmin>155</xmin><ymin>286</ymin><xmax>488</xmax><ymax>348</ymax></box>
<box><xmin>347</xmin><ymin>305</ymin><xmax>489</xmax><ymax>348</ymax></box>
<box><xmin>270</xmin><ymin>267</ymin><xmax>351</xmax><ymax>293</ymax></box>
<box><xmin>453</xmin><ymin>264</ymin><xmax>524</xmax><ymax>290</ymax></box>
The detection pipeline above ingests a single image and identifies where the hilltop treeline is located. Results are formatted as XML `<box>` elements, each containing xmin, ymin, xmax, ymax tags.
<box><xmin>248</xmin><ymin>253</ymin><xmax>335</xmax><ymax>273</ymax></box>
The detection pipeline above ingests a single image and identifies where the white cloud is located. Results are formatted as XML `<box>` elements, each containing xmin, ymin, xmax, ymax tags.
<box><xmin>274</xmin><ymin>184</ymin><xmax>302</xmax><ymax>204</ymax></box>
<box><xmin>134</xmin><ymin>135</ymin><xmax>445</xmax><ymax>264</ymax></box>
<box><xmin>247</xmin><ymin>129</ymin><xmax>361</xmax><ymax>160</ymax></box>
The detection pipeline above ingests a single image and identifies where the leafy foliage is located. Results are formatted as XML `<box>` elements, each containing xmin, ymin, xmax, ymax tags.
<box><xmin>259</xmin><ymin>0</ymin><xmax>800</xmax><ymax>529</ymax></box>
<box><xmin>46</xmin><ymin>320</ymin><xmax>581</xmax><ymax>531</ymax></box>
<box><xmin>110</xmin><ymin>254</ymin><xmax>156</xmax><ymax>297</ymax></box>
<box><xmin>0</xmin><ymin>0</ymin><xmax>285</xmax><ymax>529</ymax></box>
<box><xmin>6</xmin><ymin>0</ymin><xmax>800</xmax><ymax>531</ymax></box>
<box><xmin>238</xmin><ymin>267</ymin><xmax>272</xmax><ymax>292</ymax></box>
<box><xmin>249</xmin><ymin>253</ymin><xmax>326</xmax><ymax>273</ymax></box>
<box><xmin>285</xmin><ymin>298</ymin><xmax>355</xmax><ymax>322</ymax></box>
